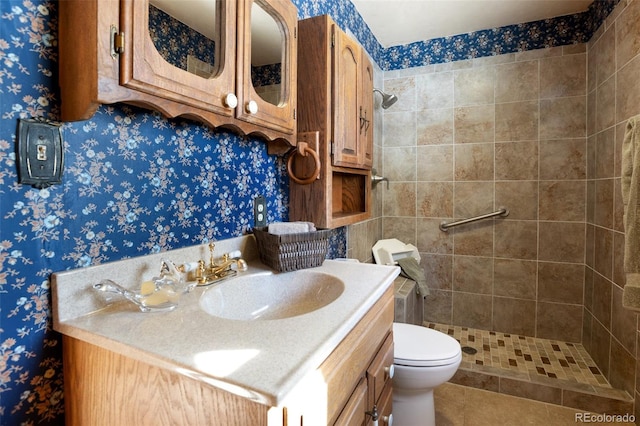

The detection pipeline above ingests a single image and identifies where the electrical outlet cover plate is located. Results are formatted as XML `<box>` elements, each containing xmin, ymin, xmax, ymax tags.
<box><xmin>17</xmin><ymin>119</ymin><xmax>64</xmax><ymax>189</ymax></box>
<box><xmin>254</xmin><ymin>195</ymin><xmax>267</xmax><ymax>227</ymax></box>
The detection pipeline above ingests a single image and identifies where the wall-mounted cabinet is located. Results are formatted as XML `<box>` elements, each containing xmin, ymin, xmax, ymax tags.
<box><xmin>59</xmin><ymin>0</ymin><xmax>297</xmax><ymax>153</ymax></box>
<box><xmin>290</xmin><ymin>15</ymin><xmax>373</xmax><ymax>228</ymax></box>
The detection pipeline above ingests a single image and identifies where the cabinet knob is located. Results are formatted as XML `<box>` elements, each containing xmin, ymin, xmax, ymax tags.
<box><xmin>383</xmin><ymin>413</ymin><xmax>393</xmax><ymax>426</ymax></box>
<box><xmin>224</xmin><ymin>93</ymin><xmax>238</xmax><ymax>109</ymax></box>
<box><xmin>385</xmin><ymin>364</ymin><xmax>395</xmax><ymax>379</ymax></box>
<box><xmin>245</xmin><ymin>100</ymin><xmax>259</xmax><ymax>114</ymax></box>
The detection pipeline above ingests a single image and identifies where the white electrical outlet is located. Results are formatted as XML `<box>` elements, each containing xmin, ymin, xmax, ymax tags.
<box><xmin>253</xmin><ymin>195</ymin><xmax>267</xmax><ymax>227</ymax></box>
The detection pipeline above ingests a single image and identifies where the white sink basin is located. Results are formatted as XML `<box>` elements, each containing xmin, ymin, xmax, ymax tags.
<box><xmin>199</xmin><ymin>270</ymin><xmax>345</xmax><ymax>321</ymax></box>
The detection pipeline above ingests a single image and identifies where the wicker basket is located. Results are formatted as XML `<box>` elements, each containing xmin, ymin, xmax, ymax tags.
<box><xmin>253</xmin><ymin>226</ymin><xmax>331</xmax><ymax>272</ymax></box>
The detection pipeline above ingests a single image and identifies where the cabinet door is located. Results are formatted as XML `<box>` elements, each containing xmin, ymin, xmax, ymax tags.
<box><xmin>120</xmin><ymin>0</ymin><xmax>237</xmax><ymax>117</ymax></box>
<box><xmin>332</xmin><ymin>26</ymin><xmax>362</xmax><ymax>168</ymax></box>
<box><xmin>236</xmin><ymin>0</ymin><xmax>297</xmax><ymax>135</ymax></box>
<box><xmin>360</xmin><ymin>53</ymin><xmax>374</xmax><ymax>169</ymax></box>
<box><xmin>366</xmin><ymin>333</ymin><xmax>394</xmax><ymax>407</ymax></box>
<box><xmin>334</xmin><ymin>378</ymin><xmax>368</xmax><ymax>426</ymax></box>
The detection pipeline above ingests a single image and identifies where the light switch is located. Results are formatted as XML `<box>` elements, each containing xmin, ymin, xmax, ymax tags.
<box><xmin>17</xmin><ymin>118</ymin><xmax>64</xmax><ymax>189</ymax></box>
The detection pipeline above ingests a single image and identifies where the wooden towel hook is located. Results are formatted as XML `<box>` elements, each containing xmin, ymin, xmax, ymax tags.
<box><xmin>287</xmin><ymin>141</ymin><xmax>321</xmax><ymax>185</ymax></box>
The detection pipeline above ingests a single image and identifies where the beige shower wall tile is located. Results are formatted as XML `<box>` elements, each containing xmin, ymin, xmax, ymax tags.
<box><xmin>540</xmin><ymin>53</ymin><xmax>587</xmax><ymax>98</ymax></box>
<box><xmin>539</xmin><ymin>221</ymin><xmax>585</xmax><ymax>263</ymax></box>
<box><xmin>383</xmin><ymin>146</ymin><xmax>416</xmax><ymax>182</ymax></box>
<box><xmin>383</xmin><ymin>111</ymin><xmax>416</xmax><ymax>147</ymax></box>
<box><xmin>595</xmin><ymin>127</ymin><xmax>616</xmax><ymax>179</ymax></box>
<box><xmin>453</xmin><ymin>222</ymin><xmax>494</xmax><ymax>257</ymax></box>
<box><xmin>594</xmin><ymin>26</ymin><xmax>616</xmax><ymax>87</ymax></box>
<box><xmin>453</xmin><ymin>256</ymin><xmax>493</xmax><ymax>294</ymax></box>
<box><xmin>494</xmin><ymin>220</ymin><xmax>538</xmax><ymax>260</ymax></box>
<box><xmin>595</xmin><ymin>180</ymin><xmax>614</xmax><ymax>234</ymax></box>
<box><xmin>453</xmin><ymin>181</ymin><xmax>494</xmax><ymax>219</ymax></box>
<box><xmin>493</xmin><ymin>297</ymin><xmax>536</xmax><ymax>336</ymax></box>
<box><xmin>384</xmin><ymin>76</ymin><xmax>416</xmax><ymax>112</ymax></box>
<box><xmin>495</xmin><ymin>141</ymin><xmax>538</xmax><ymax>180</ymax></box>
<box><xmin>539</xmin><ymin>180</ymin><xmax>586</xmax><ymax>222</ymax></box>
<box><xmin>495</xmin><ymin>60</ymin><xmax>539</xmax><ymax>103</ymax></box>
<box><xmin>417</xmin><ymin>145</ymin><xmax>453</xmax><ymax>181</ymax></box>
<box><xmin>452</xmin><ymin>292</ymin><xmax>492</xmax><ymax>329</ymax></box>
<box><xmin>617</xmin><ymin>54</ymin><xmax>640</xmax><ymax>122</ymax></box>
<box><xmin>615</xmin><ymin>121</ymin><xmax>626</xmax><ymax>178</ymax></box>
<box><xmin>417</xmin><ymin>108</ymin><xmax>453</xmax><ymax>145</ymax></box>
<box><xmin>538</xmin><ymin>261</ymin><xmax>585</xmax><ymax>304</ymax></box>
<box><xmin>495</xmin><ymin>101</ymin><xmax>539</xmax><ymax>142</ymax></box>
<box><xmin>422</xmin><ymin>254</ymin><xmax>453</xmax><ymax>291</ymax></box>
<box><xmin>587</xmin><ymin>89</ymin><xmax>596</xmax><ymax>137</ymax></box>
<box><xmin>382</xmin><ymin>217</ymin><xmax>416</xmax><ymax>245</ymax></box>
<box><xmin>494</xmin><ymin>258</ymin><xmax>537</xmax><ymax>299</ymax></box>
<box><xmin>416</xmin><ymin>71</ymin><xmax>454</xmax><ymax>110</ymax></box>
<box><xmin>596</xmin><ymin>75</ymin><xmax>616</xmax><ymax>132</ymax></box>
<box><xmin>454</xmin><ymin>106</ymin><xmax>495</xmax><ymax>143</ymax></box>
<box><xmin>539</xmin><ymin>138</ymin><xmax>587</xmax><ymax>180</ymax></box>
<box><xmin>417</xmin><ymin>218</ymin><xmax>453</xmax><ymax>254</ymax></box>
<box><xmin>614</xmin><ymin>177</ymin><xmax>624</xmax><ymax>233</ymax></box>
<box><xmin>536</xmin><ymin>302</ymin><xmax>583</xmax><ymax>342</ymax></box>
<box><xmin>616</xmin><ymin>0</ymin><xmax>640</xmax><ymax>70</ymax></box>
<box><xmin>590</xmin><ymin>222</ymin><xmax>609</xmax><ymax>267</ymax></box>
<box><xmin>383</xmin><ymin>182</ymin><xmax>416</xmax><ymax>217</ymax></box>
<box><xmin>454</xmin><ymin>67</ymin><xmax>495</xmax><ymax>107</ymax></box>
<box><xmin>454</xmin><ymin>143</ymin><xmax>494</xmax><ymax>181</ymax></box>
<box><xmin>540</xmin><ymin>97</ymin><xmax>587</xmax><ymax>139</ymax></box>
<box><xmin>417</xmin><ymin>182</ymin><xmax>453</xmax><ymax>217</ymax></box>
<box><xmin>495</xmin><ymin>181</ymin><xmax>538</xmax><ymax>220</ymax></box>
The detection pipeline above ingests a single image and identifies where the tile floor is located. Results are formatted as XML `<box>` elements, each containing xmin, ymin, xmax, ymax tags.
<box><xmin>434</xmin><ymin>383</ymin><xmax>636</xmax><ymax>426</ymax></box>
<box><xmin>426</xmin><ymin>322</ymin><xmax>608</xmax><ymax>388</ymax></box>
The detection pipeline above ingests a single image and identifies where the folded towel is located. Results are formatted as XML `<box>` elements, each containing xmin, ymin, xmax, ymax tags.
<box><xmin>621</xmin><ymin>115</ymin><xmax>640</xmax><ymax>312</ymax></box>
<box><xmin>397</xmin><ymin>257</ymin><xmax>430</xmax><ymax>299</ymax></box>
<box><xmin>268</xmin><ymin>221</ymin><xmax>316</xmax><ymax>235</ymax></box>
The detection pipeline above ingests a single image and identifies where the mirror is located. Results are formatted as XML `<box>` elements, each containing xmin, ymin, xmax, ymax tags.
<box><xmin>148</xmin><ymin>0</ymin><xmax>220</xmax><ymax>79</ymax></box>
<box><xmin>250</xmin><ymin>2</ymin><xmax>284</xmax><ymax>106</ymax></box>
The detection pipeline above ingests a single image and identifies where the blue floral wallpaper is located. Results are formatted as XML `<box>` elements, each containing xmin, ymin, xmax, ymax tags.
<box><xmin>0</xmin><ymin>0</ymin><xmax>618</xmax><ymax>424</ymax></box>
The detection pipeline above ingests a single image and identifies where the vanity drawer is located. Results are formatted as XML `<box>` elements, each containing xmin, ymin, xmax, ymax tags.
<box><xmin>366</xmin><ymin>331</ymin><xmax>394</xmax><ymax>406</ymax></box>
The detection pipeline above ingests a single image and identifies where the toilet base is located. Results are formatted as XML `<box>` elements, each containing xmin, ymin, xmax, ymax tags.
<box><xmin>392</xmin><ymin>388</ymin><xmax>435</xmax><ymax>426</ymax></box>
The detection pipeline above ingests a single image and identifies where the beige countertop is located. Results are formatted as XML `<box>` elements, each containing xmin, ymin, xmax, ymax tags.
<box><xmin>51</xmin><ymin>236</ymin><xmax>400</xmax><ymax>407</ymax></box>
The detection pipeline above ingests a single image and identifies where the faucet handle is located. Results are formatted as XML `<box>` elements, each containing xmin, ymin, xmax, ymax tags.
<box><xmin>208</xmin><ymin>242</ymin><xmax>216</xmax><ymax>267</ymax></box>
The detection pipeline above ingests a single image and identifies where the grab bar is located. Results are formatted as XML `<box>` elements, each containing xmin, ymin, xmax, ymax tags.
<box><xmin>439</xmin><ymin>207</ymin><xmax>509</xmax><ymax>232</ymax></box>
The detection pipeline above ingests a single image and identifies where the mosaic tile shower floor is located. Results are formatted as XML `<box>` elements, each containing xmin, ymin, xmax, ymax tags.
<box><xmin>426</xmin><ymin>322</ymin><xmax>631</xmax><ymax>402</ymax></box>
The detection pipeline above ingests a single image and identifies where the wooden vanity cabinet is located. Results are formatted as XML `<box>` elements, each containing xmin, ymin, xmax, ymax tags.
<box><xmin>59</xmin><ymin>0</ymin><xmax>297</xmax><ymax>152</ymax></box>
<box><xmin>290</xmin><ymin>15</ymin><xmax>374</xmax><ymax>228</ymax></box>
<box><xmin>61</xmin><ymin>285</ymin><xmax>394</xmax><ymax>426</ymax></box>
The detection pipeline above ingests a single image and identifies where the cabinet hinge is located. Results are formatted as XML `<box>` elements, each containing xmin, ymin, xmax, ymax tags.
<box><xmin>330</xmin><ymin>141</ymin><xmax>335</xmax><ymax>156</ymax></box>
<box><xmin>110</xmin><ymin>25</ymin><xmax>125</xmax><ymax>58</ymax></box>
<box><xmin>331</xmin><ymin>31</ymin><xmax>335</xmax><ymax>48</ymax></box>
<box><xmin>294</xmin><ymin>26</ymin><xmax>297</xmax><ymax>39</ymax></box>
<box><xmin>293</xmin><ymin>108</ymin><xmax>296</xmax><ymax>120</ymax></box>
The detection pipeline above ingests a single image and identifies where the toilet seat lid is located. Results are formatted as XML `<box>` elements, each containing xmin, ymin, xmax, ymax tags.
<box><xmin>393</xmin><ymin>323</ymin><xmax>461</xmax><ymax>367</ymax></box>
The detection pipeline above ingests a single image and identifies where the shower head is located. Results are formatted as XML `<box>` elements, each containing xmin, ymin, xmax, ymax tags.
<box><xmin>373</xmin><ymin>89</ymin><xmax>398</xmax><ymax>109</ymax></box>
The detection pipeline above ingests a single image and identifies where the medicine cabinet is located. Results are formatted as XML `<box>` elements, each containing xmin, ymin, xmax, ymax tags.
<box><xmin>59</xmin><ymin>0</ymin><xmax>298</xmax><ymax>153</ymax></box>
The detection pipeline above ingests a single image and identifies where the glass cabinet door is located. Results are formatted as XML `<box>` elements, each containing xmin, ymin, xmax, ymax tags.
<box><xmin>236</xmin><ymin>0</ymin><xmax>297</xmax><ymax>135</ymax></box>
<box><xmin>120</xmin><ymin>0</ymin><xmax>238</xmax><ymax>117</ymax></box>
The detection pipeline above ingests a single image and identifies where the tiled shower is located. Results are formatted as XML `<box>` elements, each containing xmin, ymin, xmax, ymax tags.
<box><xmin>346</xmin><ymin>0</ymin><xmax>640</xmax><ymax>416</ymax></box>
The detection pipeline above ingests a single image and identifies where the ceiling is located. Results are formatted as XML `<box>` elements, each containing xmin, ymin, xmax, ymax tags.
<box><xmin>351</xmin><ymin>0</ymin><xmax>593</xmax><ymax>47</ymax></box>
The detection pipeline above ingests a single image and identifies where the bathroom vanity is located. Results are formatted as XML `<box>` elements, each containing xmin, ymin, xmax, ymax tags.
<box><xmin>52</xmin><ymin>236</ymin><xmax>398</xmax><ymax>425</ymax></box>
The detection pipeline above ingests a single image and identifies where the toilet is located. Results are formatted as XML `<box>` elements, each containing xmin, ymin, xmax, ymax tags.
<box><xmin>392</xmin><ymin>322</ymin><xmax>462</xmax><ymax>426</ymax></box>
